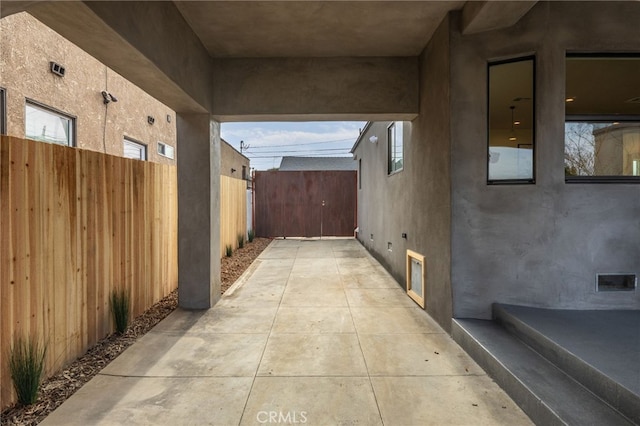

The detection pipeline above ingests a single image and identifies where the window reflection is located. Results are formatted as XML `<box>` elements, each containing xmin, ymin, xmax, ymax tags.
<box><xmin>25</xmin><ymin>103</ymin><xmax>73</xmax><ymax>146</ymax></box>
<box><xmin>565</xmin><ymin>56</ymin><xmax>640</xmax><ymax>179</ymax></box>
<box><xmin>488</xmin><ymin>59</ymin><xmax>535</xmax><ymax>182</ymax></box>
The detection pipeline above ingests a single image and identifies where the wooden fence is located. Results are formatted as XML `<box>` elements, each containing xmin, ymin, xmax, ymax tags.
<box><xmin>0</xmin><ymin>136</ymin><xmax>178</xmax><ymax>409</ymax></box>
<box><xmin>220</xmin><ymin>175</ymin><xmax>248</xmax><ymax>255</ymax></box>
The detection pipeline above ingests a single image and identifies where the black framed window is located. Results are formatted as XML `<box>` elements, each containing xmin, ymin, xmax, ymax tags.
<box><xmin>0</xmin><ymin>88</ymin><xmax>6</xmax><ymax>135</ymax></box>
<box><xmin>565</xmin><ymin>55</ymin><xmax>640</xmax><ymax>182</ymax></box>
<box><xmin>387</xmin><ymin>121</ymin><xmax>403</xmax><ymax>174</ymax></box>
<box><xmin>488</xmin><ymin>57</ymin><xmax>535</xmax><ymax>183</ymax></box>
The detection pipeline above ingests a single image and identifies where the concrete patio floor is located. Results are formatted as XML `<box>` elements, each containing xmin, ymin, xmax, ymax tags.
<box><xmin>41</xmin><ymin>238</ymin><xmax>531</xmax><ymax>426</ymax></box>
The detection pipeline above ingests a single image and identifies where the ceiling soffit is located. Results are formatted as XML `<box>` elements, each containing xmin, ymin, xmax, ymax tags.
<box><xmin>174</xmin><ymin>1</ymin><xmax>465</xmax><ymax>58</ymax></box>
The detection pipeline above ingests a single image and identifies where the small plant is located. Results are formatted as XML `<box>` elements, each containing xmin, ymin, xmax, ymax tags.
<box><xmin>9</xmin><ymin>335</ymin><xmax>47</xmax><ymax>406</ymax></box>
<box><xmin>237</xmin><ymin>233</ymin><xmax>245</xmax><ymax>249</ymax></box>
<box><xmin>110</xmin><ymin>289</ymin><xmax>130</xmax><ymax>334</ymax></box>
<box><xmin>226</xmin><ymin>244</ymin><xmax>233</xmax><ymax>257</ymax></box>
<box><xmin>248</xmin><ymin>229</ymin><xmax>255</xmax><ymax>243</ymax></box>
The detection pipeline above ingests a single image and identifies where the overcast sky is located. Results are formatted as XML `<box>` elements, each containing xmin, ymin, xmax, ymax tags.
<box><xmin>221</xmin><ymin>121</ymin><xmax>366</xmax><ymax>171</ymax></box>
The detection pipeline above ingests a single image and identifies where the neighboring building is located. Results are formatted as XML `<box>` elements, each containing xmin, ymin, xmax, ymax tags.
<box><xmin>279</xmin><ymin>156</ymin><xmax>356</xmax><ymax>171</ymax></box>
<box><xmin>221</xmin><ymin>139</ymin><xmax>251</xmax><ymax>180</ymax></box>
<box><xmin>0</xmin><ymin>12</ymin><xmax>176</xmax><ymax>164</ymax></box>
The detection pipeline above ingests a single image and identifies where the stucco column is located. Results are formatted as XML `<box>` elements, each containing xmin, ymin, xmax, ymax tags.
<box><xmin>176</xmin><ymin>114</ymin><xmax>221</xmax><ymax>309</ymax></box>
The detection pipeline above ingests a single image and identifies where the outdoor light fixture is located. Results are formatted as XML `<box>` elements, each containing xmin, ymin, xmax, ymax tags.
<box><xmin>369</xmin><ymin>135</ymin><xmax>378</xmax><ymax>144</ymax></box>
<box><xmin>508</xmin><ymin>106</ymin><xmax>517</xmax><ymax>142</ymax></box>
<box><xmin>101</xmin><ymin>91</ymin><xmax>118</xmax><ymax>104</ymax></box>
<box><xmin>231</xmin><ymin>168</ymin><xmax>236</xmax><ymax>173</ymax></box>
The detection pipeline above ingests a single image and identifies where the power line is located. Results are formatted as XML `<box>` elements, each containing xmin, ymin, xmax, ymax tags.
<box><xmin>243</xmin><ymin>137</ymin><xmax>355</xmax><ymax>149</ymax></box>
<box><xmin>244</xmin><ymin>147</ymin><xmax>349</xmax><ymax>155</ymax></box>
<box><xmin>246</xmin><ymin>153</ymin><xmax>353</xmax><ymax>159</ymax></box>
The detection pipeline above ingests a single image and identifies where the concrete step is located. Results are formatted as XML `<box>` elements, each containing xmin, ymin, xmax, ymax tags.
<box><xmin>492</xmin><ymin>303</ymin><xmax>640</xmax><ymax>424</ymax></box>
<box><xmin>452</xmin><ymin>319</ymin><xmax>635</xmax><ymax>426</ymax></box>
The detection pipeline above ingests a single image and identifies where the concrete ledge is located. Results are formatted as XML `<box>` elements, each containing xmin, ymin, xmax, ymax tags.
<box><xmin>452</xmin><ymin>319</ymin><xmax>634</xmax><ymax>426</ymax></box>
<box><xmin>493</xmin><ymin>304</ymin><xmax>640</xmax><ymax>424</ymax></box>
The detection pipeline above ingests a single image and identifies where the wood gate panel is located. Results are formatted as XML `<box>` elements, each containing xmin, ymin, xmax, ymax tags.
<box><xmin>255</xmin><ymin>170</ymin><xmax>356</xmax><ymax>237</ymax></box>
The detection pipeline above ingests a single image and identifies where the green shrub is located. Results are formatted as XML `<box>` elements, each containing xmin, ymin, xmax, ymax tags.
<box><xmin>110</xmin><ymin>289</ymin><xmax>130</xmax><ymax>334</ymax></box>
<box><xmin>248</xmin><ymin>229</ymin><xmax>255</xmax><ymax>243</ymax></box>
<box><xmin>237</xmin><ymin>233</ymin><xmax>245</xmax><ymax>249</ymax></box>
<box><xmin>226</xmin><ymin>244</ymin><xmax>233</xmax><ymax>257</ymax></box>
<box><xmin>9</xmin><ymin>335</ymin><xmax>47</xmax><ymax>406</ymax></box>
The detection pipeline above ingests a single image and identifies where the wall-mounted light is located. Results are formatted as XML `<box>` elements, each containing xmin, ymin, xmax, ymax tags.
<box><xmin>369</xmin><ymin>135</ymin><xmax>378</xmax><ymax>144</ymax></box>
<box><xmin>101</xmin><ymin>91</ymin><xmax>118</xmax><ymax>104</ymax></box>
<box><xmin>147</xmin><ymin>116</ymin><xmax>155</xmax><ymax>125</ymax></box>
<box><xmin>231</xmin><ymin>168</ymin><xmax>236</xmax><ymax>173</ymax></box>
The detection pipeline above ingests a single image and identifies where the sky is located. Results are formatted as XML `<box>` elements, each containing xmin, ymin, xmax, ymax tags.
<box><xmin>221</xmin><ymin>121</ymin><xmax>367</xmax><ymax>171</ymax></box>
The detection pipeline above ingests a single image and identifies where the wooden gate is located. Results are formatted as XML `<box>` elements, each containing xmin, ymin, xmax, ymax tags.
<box><xmin>254</xmin><ymin>170</ymin><xmax>356</xmax><ymax>237</ymax></box>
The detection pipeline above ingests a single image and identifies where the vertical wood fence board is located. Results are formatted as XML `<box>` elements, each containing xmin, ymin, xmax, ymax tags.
<box><xmin>0</xmin><ymin>137</ymin><xmax>178</xmax><ymax>409</ymax></box>
<box><xmin>219</xmin><ymin>175</ymin><xmax>248</xmax><ymax>256</ymax></box>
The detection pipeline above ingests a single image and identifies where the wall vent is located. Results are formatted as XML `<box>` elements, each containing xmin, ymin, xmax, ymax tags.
<box><xmin>49</xmin><ymin>61</ymin><xmax>65</xmax><ymax>77</ymax></box>
<box><xmin>596</xmin><ymin>273</ymin><xmax>637</xmax><ymax>292</ymax></box>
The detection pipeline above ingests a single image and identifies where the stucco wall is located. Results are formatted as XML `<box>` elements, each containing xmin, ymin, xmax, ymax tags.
<box><xmin>354</xmin><ymin>15</ymin><xmax>453</xmax><ymax>331</ymax></box>
<box><xmin>220</xmin><ymin>139</ymin><xmax>250</xmax><ymax>179</ymax></box>
<box><xmin>450</xmin><ymin>1</ymin><xmax>640</xmax><ymax>319</ymax></box>
<box><xmin>0</xmin><ymin>13</ymin><xmax>176</xmax><ymax>164</ymax></box>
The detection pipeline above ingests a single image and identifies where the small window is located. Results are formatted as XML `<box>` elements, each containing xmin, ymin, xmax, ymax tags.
<box><xmin>565</xmin><ymin>56</ymin><xmax>640</xmax><ymax>182</ymax></box>
<box><xmin>0</xmin><ymin>88</ymin><xmax>6</xmax><ymax>135</ymax></box>
<box><xmin>124</xmin><ymin>138</ymin><xmax>147</xmax><ymax>160</ymax></box>
<box><xmin>388</xmin><ymin>122</ymin><xmax>403</xmax><ymax>174</ymax></box>
<box><xmin>488</xmin><ymin>58</ymin><xmax>535</xmax><ymax>183</ymax></box>
<box><xmin>157</xmin><ymin>141</ymin><xmax>175</xmax><ymax>159</ymax></box>
<box><xmin>25</xmin><ymin>100</ymin><xmax>75</xmax><ymax>146</ymax></box>
<box><xmin>358</xmin><ymin>158</ymin><xmax>362</xmax><ymax>189</ymax></box>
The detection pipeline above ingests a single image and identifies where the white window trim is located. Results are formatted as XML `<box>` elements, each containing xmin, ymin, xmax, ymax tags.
<box><xmin>25</xmin><ymin>99</ymin><xmax>76</xmax><ymax>146</ymax></box>
<box><xmin>123</xmin><ymin>137</ymin><xmax>147</xmax><ymax>161</ymax></box>
<box><xmin>157</xmin><ymin>141</ymin><xmax>175</xmax><ymax>159</ymax></box>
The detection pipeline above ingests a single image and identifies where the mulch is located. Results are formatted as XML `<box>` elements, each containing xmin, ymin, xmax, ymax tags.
<box><xmin>0</xmin><ymin>237</ymin><xmax>272</xmax><ymax>426</ymax></box>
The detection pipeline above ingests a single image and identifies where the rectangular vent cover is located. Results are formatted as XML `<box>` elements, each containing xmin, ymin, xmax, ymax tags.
<box><xmin>597</xmin><ymin>273</ymin><xmax>637</xmax><ymax>291</ymax></box>
<box><xmin>50</xmin><ymin>61</ymin><xmax>65</xmax><ymax>77</ymax></box>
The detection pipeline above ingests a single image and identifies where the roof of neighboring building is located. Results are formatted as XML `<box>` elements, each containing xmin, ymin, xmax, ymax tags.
<box><xmin>279</xmin><ymin>156</ymin><xmax>357</xmax><ymax>171</ymax></box>
<box><xmin>350</xmin><ymin>122</ymin><xmax>373</xmax><ymax>153</ymax></box>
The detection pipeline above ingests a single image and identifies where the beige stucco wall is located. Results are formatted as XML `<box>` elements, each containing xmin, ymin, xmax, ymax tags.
<box><xmin>0</xmin><ymin>12</ymin><xmax>176</xmax><ymax>164</ymax></box>
<box><xmin>220</xmin><ymin>139</ymin><xmax>250</xmax><ymax>179</ymax></box>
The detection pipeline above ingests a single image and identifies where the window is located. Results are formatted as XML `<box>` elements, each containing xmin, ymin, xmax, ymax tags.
<box><xmin>0</xmin><ymin>88</ymin><xmax>6</xmax><ymax>135</ymax></box>
<box><xmin>488</xmin><ymin>58</ymin><xmax>535</xmax><ymax>183</ymax></box>
<box><xmin>388</xmin><ymin>122</ymin><xmax>403</xmax><ymax>174</ymax></box>
<box><xmin>123</xmin><ymin>138</ymin><xmax>147</xmax><ymax>160</ymax></box>
<box><xmin>358</xmin><ymin>158</ymin><xmax>362</xmax><ymax>189</ymax></box>
<box><xmin>565</xmin><ymin>56</ymin><xmax>640</xmax><ymax>182</ymax></box>
<box><xmin>25</xmin><ymin>101</ymin><xmax>74</xmax><ymax>146</ymax></box>
<box><xmin>157</xmin><ymin>141</ymin><xmax>175</xmax><ymax>159</ymax></box>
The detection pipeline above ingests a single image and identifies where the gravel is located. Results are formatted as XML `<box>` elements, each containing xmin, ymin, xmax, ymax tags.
<box><xmin>0</xmin><ymin>237</ymin><xmax>272</xmax><ymax>426</ymax></box>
